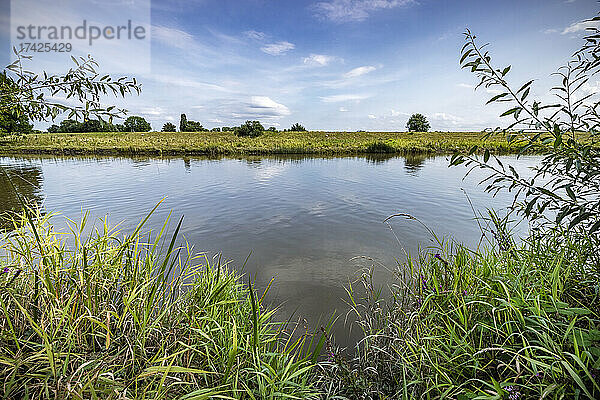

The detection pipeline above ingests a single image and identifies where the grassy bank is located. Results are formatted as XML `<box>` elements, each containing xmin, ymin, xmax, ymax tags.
<box><xmin>1</xmin><ymin>209</ymin><xmax>598</xmax><ymax>399</ymax></box>
<box><xmin>0</xmin><ymin>131</ymin><xmax>519</xmax><ymax>156</ymax></box>
<box><xmin>319</xmin><ymin>215</ymin><xmax>600</xmax><ymax>399</ymax></box>
<box><xmin>0</xmin><ymin>206</ymin><xmax>323</xmax><ymax>399</ymax></box>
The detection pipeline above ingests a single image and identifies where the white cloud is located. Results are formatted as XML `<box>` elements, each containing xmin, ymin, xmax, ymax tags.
<box><xmin>248</xmin><ymin>96</ymin><xmax>291</xmax><ymax>116</ymax></box>
<box><xmin>390</xmin><ymin>109</ymin><xmax>409</xmax><ymax>117</ymax></box>
<box><xmin>581</xmin><ymin>81</ymin><xmax>600</xmax><ymax>94</ymax></box>
<box><xmin>152</xmin><ymin>26</ymin><xmax>195</xmax><ymax>49</ymax></box>
<box><xmin>432</xmin><ymin>112</ymin><xmax>462</xmax><ymax>125</ymax></box>
<box><xmin>244</xmin><ymin>30</ymin><xmax>266</xmax><ymax>40</ymax></box>
<box><xmin>303</xmin><ymin>54</ymin><xmax>337</xmax><ymax>66</ymax></box>
<box><xmin>343</xmin><ymin>65</ymin><xmax>377</xmax><ymax>78</ymax></box>
<box><xmin>312</xmin><ymin>0</ymin><xmax>414</xmax><ymax>22</ymax></box>
<box><xmin>320</xmin><ymin>94</ymin><xmax>370</xmax><ymax>102</ymax></box>
<box><xmin>149</xmin><ymin>74</ymin><xmax>231</xmax><ymax>93</ymax></box>
<box><xmin>457</xmin><ymin>83</ymin><xmax>474</xmax><ymax>89</ymax></box>
<box><xmin>261</xmin><ymin>41</ymin><xmax>295</xmax><ymax>55</ymax></box>
<box><xmin>368</xmin><ymin>114</ymin><xmax>377</xmax><ymax>119</ymax></box>
<box><xmin>562</xmin><ymin>20</ymin><xmax>600</xmax><ymax>35</ymax></box>
<box><xmin>339</xmin><ymin>107</ymin><xmax>348</xmax><ymax>112</ymax></box>
<box><xmin>139</xmin><ymin>107</ymin><xmax>166</xmax><ymax>117</ymax></box>
<box><xmin>543</xmin><ymin>28</ymin><xmax>559</xmax><ymax>34</ymax></box>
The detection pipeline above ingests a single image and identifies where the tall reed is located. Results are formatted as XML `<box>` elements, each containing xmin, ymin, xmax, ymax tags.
<box><xmin>318</xmin><ymin>214</ymin><xmax>600</xmax><ymax>399</ymax></box>
<box><xmin>0</xmin><ymin>205</ymin><xmax>321</xmax><ymax>399</ymax></box>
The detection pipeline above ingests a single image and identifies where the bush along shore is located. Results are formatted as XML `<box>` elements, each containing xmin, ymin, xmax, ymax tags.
<box><xmin>0</xmin><ymin>131</ymin><xmax>525</xmax><ymax>157</ymax></box>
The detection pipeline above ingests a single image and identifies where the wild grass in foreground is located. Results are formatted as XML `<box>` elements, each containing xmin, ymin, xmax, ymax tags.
<box><xmin>0</xmin><ymin>205</ymin><xmax>322</xmax><ymax>399</ymax></box>
<box><xmin>318</xmin><ymin>214</ymin><xmax>600</xmax><ymax>399</ymax></box>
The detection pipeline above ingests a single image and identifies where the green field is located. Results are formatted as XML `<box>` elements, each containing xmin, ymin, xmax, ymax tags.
<box><xmin>0</xmin><ymin>130</ymin><xmax>519</xmax><ymax>156</ymax></box>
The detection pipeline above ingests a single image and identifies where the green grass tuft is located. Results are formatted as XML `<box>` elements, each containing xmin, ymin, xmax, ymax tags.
<box><xmin>0</xmin><ymin>207</ymin><xmax>321</xmax><ymax>399</ymax></box>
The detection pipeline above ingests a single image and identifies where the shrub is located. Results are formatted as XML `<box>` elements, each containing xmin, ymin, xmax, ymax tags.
<box><xmin>211</xmin><ymin>127</ymin><xmax>221</xmax><ymax>132</ymax></box>
<box><xmin>46</xmin><ymin>118</ymin><xmax>116</xmax><ymax>133</ymax></box>
<box><xmin>406</xmin><ymin>113</ymin><xmax>430</xmax><ymax>132</ymax></box>
<box><xmin>162</xmin><ymin>122</ymin><xmax>176</xmax><ymax>132</ymax></box>
<box><xmin>365</xmin><ymin>141</ymin><xmax>395</xmax><ymax>153</ymax></box>
<box><xmin>234</xmin><ymin>120</ymin><xmax>264</xmax><ymax>137</ymax></box>
<box><xmin>290</xmin><ymin>123</ymin><xmax>306</xmax><ymax>132</ymax></box>
<box><xmin>124</xmin><ymin>116</ymin><xmax>151</xmax><ymax>132</ymax></box>
<box><xmin>179</xmin><ymin>114</ymin><xmax>206</xmax><ymax>132</ymax></box>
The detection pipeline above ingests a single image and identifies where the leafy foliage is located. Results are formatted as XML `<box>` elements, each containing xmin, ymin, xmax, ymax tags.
<box><xmin>406</xmin><ymin>113</ymin><xmax>430</xmax><ymax>132</ymax></box>
<box><xmin>47</xmin><ymin>118</ymin><xmax>121</xmax><ymax>133</ymax></box>
<box><xmin>0</xmin><ymin>206</ymin><xmax>322</xmax><ymax>399</ymax></box>
<box><xmin>365</xmin><ymin>141</ymin><xmax>395</xmax><ymax>153</ymax></box>
<box><xmin>290</xmin><ymin>123</ymin><xmax>306</xmax><ymax>132</ymax></box>
<box><xmin>124</xmin><ymin>116</ymin><xmax>151</xmax><ymax>132</ymax></box>
<box><xmin>452</xmin><ymin>24</ymin><xmax>600</xmax><ymax>250</ymax></box>
<box><xmin>319</xmin><ymin>223</ymin><xmax>600</xmax><ymax>399</ymax></box>
<box><xmin>0</xmin><ymin>72</ymin><xmax>33</xmax><ymax>135</ymax></box>
<box><xmin>161</xmin><ymin>122</ymin><xmax>176</xmax><ymax>132</ymax></box>
<box><xmin>1</xmin><ymin>50</ymin><xmax>140</xmax><ymax>124</ymax></box>
<box><xmin>234</xmin><ymin>120</ymin><xmax>264</xmax><ymax>137</ymax></box>
<box><xmin>179</xmin><ymin>113</ymin><xmax>187</xmax><ymax>132</ymax></box>
<box><xmin>179</xmin><ymin>114</ymin><xmax>206</xmax><ymax>132</ymax></box>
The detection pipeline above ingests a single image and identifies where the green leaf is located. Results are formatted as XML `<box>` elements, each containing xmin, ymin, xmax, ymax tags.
<box><xmin>486</xmin><ymin>92</ymin><xmax>509</xmax><ymax>104</ymax></box>
<box><xmin>517</xmin><ymin>79</ymin><xmax>534</xmax><ymax>94</ymax></box>
<box><xmin>566</xmin><ymin>185</ymin><xmax>576</xmax><ymax>202</ymax></box>
<box><xmin>500</xmin><ymin>107</ymin><xmax>520</xmax><ymax>117</ymax></box>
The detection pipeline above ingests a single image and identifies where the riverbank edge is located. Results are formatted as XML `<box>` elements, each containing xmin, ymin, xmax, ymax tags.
<box><xmin>0</xmin><ymin>131</ymin><xmax>536</xmax><ymax>157</ymax></box>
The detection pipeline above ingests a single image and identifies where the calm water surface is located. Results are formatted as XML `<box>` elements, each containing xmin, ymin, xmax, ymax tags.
<box><xmin>0</xmin><ymin>154</ymin><xmax>537</xmax><ymax>346</ymax></box>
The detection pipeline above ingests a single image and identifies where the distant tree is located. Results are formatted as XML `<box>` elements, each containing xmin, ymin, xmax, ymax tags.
<box><xmin>114</xmin><ymin>124</ymin><xmax>125</xmax><ymax>132</ymax></box>
<box><xmin>234</xmin><ymin>120</ymin><xmax>264</xmax><ymax>137</ymax></box>
<box><xmin>406</xmin><ymin>113</ymin><xmax>430</xmax><ymax>132</ymax></box>
<box><xmin>267</xmin><ymin>126</ymin><xmax>277</xmax><ymax>132</ymax></box>
<box><xmin>47</xmin><ymin>124</ymin><xmax>60</xmax><ymax>133</ymax></box>
<box><xmin>211</xmin><ymin>127</ymin><xmax>221</xmax><ymax>132</ymax></box>
<box><xmin>0</xmin><ymin>109</ymin><xmax>33</xmax><ymax>135</ymax></box>
<box><xmin>81</xmin><ymin>119</ymin><xmax>114</xmax><ymax>132</ymax></box>
<box><xmin>221</xmin><ymin>127</ymin><xmax>231</xmax><ymax>132</ymax></box>
<box><xmin>162</xmin><ymin>122</ymin><xmax>176</xmax><ymax>132</ymax></box>
<box><xmin>124</xmin><ymin>116</ymin><xmax>151</xmax><ymax>132</ymax></box>
<box><xmin>184</xmin><ymin>120</ymin><xmax>205</xmax><ymax>132</ymax></box>
<box><xmin>290</xmin><ymin>123</ymin><xmax>306</xmax><ymax>132</ymax></box>
<box><xmin>0</xmin><ymin>72</ymin><xmax>33</xmax><ymax>135</ymax></box>
<box><xmin>179</xmin><ymin>114</ymin><xmax>187</xmax><ymax>132</ymax></box>
<box><xmin>56</xmin><ymin>119</ymin><xmax>82</xmax><ymax>133</ymax></box>
<box><xmin>45</xmin><ymin>118</ymin><xmax>116</xmax><ymax>133</ymax></box>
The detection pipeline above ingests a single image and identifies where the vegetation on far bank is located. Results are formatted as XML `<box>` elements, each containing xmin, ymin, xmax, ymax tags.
<box><xmin>0</xmin><ymin>130</ymin><xmax>526</xmax><ymax>156</ymax></box>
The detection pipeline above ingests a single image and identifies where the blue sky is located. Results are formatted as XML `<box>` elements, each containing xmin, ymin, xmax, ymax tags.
<box><xmin>1</xmin><ymin>0</ymin><xmax>599</xmax><ymax>131</ymax></box>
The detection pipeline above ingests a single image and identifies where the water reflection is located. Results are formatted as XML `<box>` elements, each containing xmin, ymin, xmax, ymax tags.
<box><xmin>0</xmin><ymin>154</ymin><xmax>537</xmax><ymax>348</ymax></box>
<box><xmin>403</xmin><ymin>154</ymin><xmax>430</xmax><ymax>175</ymax></box>
<box><xmin>364</xmin><ymin>153</ymin><xmax>396</xmax><ymax>164</ymax></box>
<box><xmin>0</xmin><ymin>161</ymin><xmax>44</xmax><ymax>230</ymax></box>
